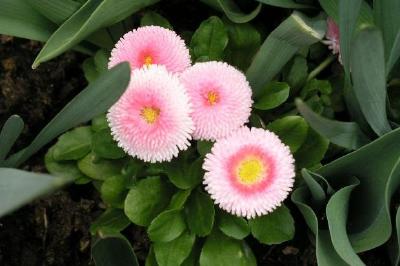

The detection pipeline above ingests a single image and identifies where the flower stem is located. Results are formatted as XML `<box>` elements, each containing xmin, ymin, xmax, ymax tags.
<box><xmin>307</xmin><ymin>55</ymin><xmax>336</xmax><ymax>81</ymax></box>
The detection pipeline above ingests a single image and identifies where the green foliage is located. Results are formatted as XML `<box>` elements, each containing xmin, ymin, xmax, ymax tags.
<box><xmin>78</xmin><ymin>153</ymin><xmax>125</xmax><ymax>180</ymax></box>
<box><xmin>0</xmin><ymin>115</ymin><xmax>24</xmax><ymax>164</ymax></box>
<box><xmin>92</xmin><ymin>128</ymin><xmax>125</xmax><ymax>159</ymax></box>
<box><xmin>217</xmin><ymin>211</ymin><xmax>250</xmax><ymax>240</ymax></box>
<box><xmin>153</xmin><ymin>231</ymin><xmax>195</xmax><ymax>266</ymax></box>
<box><xmin>254</xmin><ymin>81</ymin><xmax>290</xmax><ymax>110</ymax></box>
<box><xmin>140</xmin><ymin>11</ymin><xmax>172</xmax><ymax>29</ymax></box>
<box><xmin>52</xmin><ymin>126</ymin><xmax>92</xmax><ymax>160</ymax></box>
<box><xmin>90</xmin><ymin>208</ymin><xmax>131</xmax><ymax>235</ymax></box>
<box><xmin>148</xmin><ymin>209</ymin><xmax>186</xmax><ymax>242</ymax></box>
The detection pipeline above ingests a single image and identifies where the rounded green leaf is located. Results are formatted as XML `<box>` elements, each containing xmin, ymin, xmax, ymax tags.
<box><xmin>90</xmin><ymin>208</ymin><xmax>130</xmax><ymax>235</ymax></box>
<box><xmin>197</xmin><ymin>141</ymin><xmax>213</xmax><ymax>156</ymax></box>
<box><xmin>190</xmin><ymin>16</ymin><xmax>228</xmax><ymax>61</ymax></box>
<box><xmin>45</xmin><ymin>146</ymin><xmax>87</xmax><ymax>180</ymax></box>
<box><xmin>249</xmin><ymin>205</ymin><xmax>295</xmax><ymax>245</ymax></box>
<box><xmin>218</xmin><ymin>211</ymin><xmax>250</xmax><ymax>240</ymax></box>
<box><xmin>267</xmin><ymin>116</ymin><xmax>309</xmax><ymax>153</ymax></box>
<box><xmin>91</xmin><ymin>114</ymin><xmax>108</xmax><ymax>132</ymax></box>
<box><xmin>200</xmin><ymin>230</ymin><xmax>256</xmax><ymax>266</ymax></box>
<box><xmin>140</xmin><ymin>11</ymin><xmax>172</xmax><ymax>29</ymax></box>
<box><xmin>148</xmin><ymin>209</ymin><xmax>186</xmax><ymax>242</ymax></box>
<box><xmin>124</xmin><ymin>176</ymin><xmax>173</xmax><ymax>226</ymax></box>
<box><xmin>53</xmin><ymin>126</ymin><xmax>92</xmax><ymax>160</ymax></box>
<box><xmin>78</xmin><ymin>153</ymin><xmax>125</xmax><ymax>180</ymax></box>
<box><xmin>168</xmin><ymin>190</ymin><xmax>192</xmax><ymax>210</ymax></box>
<box><xmin>185</xmin><ymin>190</ymin><xmax>215</xmax><ymax>237</ymax></box>
<box><xmin>254</xmin><ymin>81</ymin><xmax>290</xmax><ymax>110</ymax></box>
<box><xmin>92</xmin><ymin>128</ymin><xmax>125</xmax><ymax>159</ymax></box>
<box><xmin>101</xmin><ymin>175</ymin><xmax>129</xmax><ymax>208</ymax></box>
<box><xmin>154</xmin><ymin>231</ymin><xmax>195</xmax><ymax>266</ymax></box>
<box><xmin>294</xmin><ymin>128</ymin><xmax>329</xmax><ymax>169</ymax></box>
<box><xmin>164</xmin><ymin>158</ymin><xmax>203</xmax><ymax>189</ymax></box>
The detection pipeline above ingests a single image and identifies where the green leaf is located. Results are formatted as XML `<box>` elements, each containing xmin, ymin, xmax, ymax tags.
<box><xmin>373</xmin><ymin>0</ymin><xmax>400</xmax><ymax>60</ymax></box>
<box><xmin>224</xmin><ymin>20</ymin><xmax>261</xmax><ymax>70</ymax></box>
<box><xmin>32</xmin><ymin>0</ymin><xmax>159</xmax><ymax>67</ymax></box>
<box><xmin>256</xmin><ymin>0</ymin><xmax>313</xmax><ymax>9</ymax></box>
<box><xmin>197</xmin><ymin>141</ymin><xmax>213</xmax><ymax>156</ymax></box>
<box><xmin>216</xmin><ymin>0</ymin><xmax>261</xmax><ymax>24</ymax></box>
<box><xmin>145</xmin><ymin>247</ymin><xmax>158</xmax><ymax>266</ymax></box>
<box><xmin>92</xmin><ymin>234</ymin><xmax>139</xmax><ymax>266</ymax></box>
<box><xmin>45</xmin><ymin>146</ymin><xmax>87</xmax><ymax>180</ymax></box>
<box><xmin>318</xmin><ymin>0</ymin><xmax>373</xmax><ymax>25</ymax></box>
<box><xmin>0</xmin><ymin>168</ymin><xmax>71</xmax><ymax>217</ymax></box>
<box><xmin>296</xmin><ymin>99</ymin><xmax>370</xmax><ymax>150</ymax></box>
<box><xmin>254</xmin><ymin>81</ymin><xmax>290</xmax><ymax>110</ymax></box>
<box><xmin>163</xmin><ymin>157</ymin><xmax>203</xmax><ymax>190</ymax></box>
<box><xmin>92</xmin><ymin>114</ymin><xmax>109</xmax><ymax>132</ymax></box>
<box><xmin>185</xmin><ymin>189</ymin><xmax>215</xmax><ymax>237</ymax></box>
<box><xmin>246</xmin><ymin>12</ymin><xmax>325</xmax><ymax>98</ymax></box>
<box><xmin>52</xmin><ymin>126</ymin><xmax>92</xmax><ymax>161</ymax></box>
<box><xmin>5</xmin><ymin>63</ymin><xmax>130</xmax><ymax>168</ymax></box>
<box><xmin>140</xmin><ymin>11</ymin><xmax>172</xmax><ymax>29</ymax></box>
<box><xmin>387</xmin><ymin>30</ymin><xmax>400</xmax><ymax>74</ymax></box>
<box><xmin>148</xmin><ymin>209</ymin><xmax>186</xmax><ymax>242</ymax></box>
<box><xmin>0</xmin><ymin>115</ymin><xmax>24</xmax><ymax>162</ymax></box>
<box><xmin>101</xmin><ymin>175</ymin><xmax>129</xmax><ymax>208</ymax></box>
<box><xmin>78</xmin><ymin>153</ymin><xmax>125</xmax><ymax>180</ymax></box>
<box><xmin>266</xmin><ymin>116</ymin><xmax>309</xmax><ymax>153</ymax></box>
<box><xmin>351</xmin><ymin>26</ymin><xmax>392</xmax><ymax>136</ymax></box>
<box><xmin>200</xmin><ymin>230</ymin><xmax>256</xmax><ymax>266</ymax></box>
<box><xmin>218</xmin><ymin>211</ymin><xmax>250</xmax><ymax>240</ymax></box>
<box><xmin>190</xmin><ymin>16</ymin><xmax>228</xmax><ymax>61</ymax></box>
<box><xmin>92</xmin><ymin>128</ymin><xmax>125</xmax><ymax>159</ymax></box>
<box><xmin>26</xmin><ymin>0</ymin><xmax>81</xmax><ymax>25</ymax></box>
<box><xmin>82</xmin><ymin>57</ymin><xmax>101</xmax><ymax>83</ymax></box>
<box><xmin>0</xmin><ymin>0</ymin><xmax>56</xmax><ymax>42</ymax></box>
<box><xmin>94</xmin><ymin>49</ymin><xmax>110</xmax><ymax>73</ymax></box>
<box><xmin>168</xmin><ymin>189</ymin><xmax>192</xmax><ymax>210</ymax></box>
<box><xmin>154</xmin><ymin>231</ymin><xmax>195</xmax><ymax>266</ymax></box>
<box><xmin>283</xmin><ymin>56</ymin><xmax>308</xmax><ymax>90</ymax></box>
<box><xmin>249</xmin><ymin>205</ymin><xmax>295</xmax><ymax>245</ymax></box>
<box><xmin>294</xmin><ymin>127</ymin><xmax>329</xmax><ymax>169</ymax></box>
<box><xmin>389</xmin><ymin>207</ymin><xmax>400</xmax><ymax>265</ymax></box>
<box><xmin>90</xmin><ymin>208</ymin><xmax>131</xmax><ymax>235</ymax></box>
<box><xmin>124</xmin><ymin>176</ymin><xmax>173</xmax><ymax>226</ymax></box>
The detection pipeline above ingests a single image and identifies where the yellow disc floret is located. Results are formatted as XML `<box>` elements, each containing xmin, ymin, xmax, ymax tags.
<box><xmin>206</xmin><ymin>91</ymin><xmax>219</xmax><ymax>105</ymax></box>
<box><xmin>144</xmin><ymin>55</ymin><xmax>153</xmax><ymax>66</ymax></box>
<box><xmin>141</xmin><ymin>107</ymin><xmax>160</xmax><ymax>124</ymax></box>
<box><xmin>237</xmin><ymin>158</ymin><xmax>267</xmax><ymax>185</ymax></box>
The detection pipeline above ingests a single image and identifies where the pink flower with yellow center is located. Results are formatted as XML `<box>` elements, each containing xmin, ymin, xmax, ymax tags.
<box><xmin>203</xmin><ymin>127</ymin><xmax>295</xmax><ymax>218</ymax></box>
<box><xmin>107</xmin><ymin>65</ymin><xmax>194</xmax><ymax>163</ymax></box>
<box><xmin>180</xmin><ymin>61</ymin><xmax>253</xmax><ymax>141</ymax></box>
<box><xmin>108</xmin><ymin>26</ymin><xmax>191</xmax><ymax>73</ymax></box>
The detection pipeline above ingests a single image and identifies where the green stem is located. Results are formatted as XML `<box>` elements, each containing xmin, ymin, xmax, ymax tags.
<box><xmin>307</xmin><ymin>55</ymin><xmax>336</xmax><ymax>81</ymax></box>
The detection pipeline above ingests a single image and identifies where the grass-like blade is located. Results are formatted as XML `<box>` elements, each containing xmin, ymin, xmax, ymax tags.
<box><xmin>0</xmin><ymin>115</ymin><xmax>24</xmax><ymax>162</ymax></box>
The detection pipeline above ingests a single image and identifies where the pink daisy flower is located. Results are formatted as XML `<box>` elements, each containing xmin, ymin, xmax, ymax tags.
<box><xmin>180</xmin><ymin>62</ymin><xmax>253</xmax><ymax>141</ymax></box>
<box><xmin>323</xmin><ymin>17</ymin><xmax>342</xmax><ymax>61</ymax></box>
<box><xmin>107</xmin><ymin>65</ymin><xmax>194</xmax><ymax>163</ymax></box>
<box><xmin>108</xmin><ymin>26</ymin><xmax>191</xmax><ymax>73</ymax></box>
<box><xmin>203</xmin><ymin>127</ymin><xmax>295</xmax><ymax>218</ymax></box>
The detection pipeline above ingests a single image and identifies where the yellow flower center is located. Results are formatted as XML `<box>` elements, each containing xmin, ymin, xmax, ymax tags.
<box><xmin>206</xmin><ymin>91</ymin><xmax>219</xmax><ymax>105</ymax></box>
<box><xmin>141</xmin><ymin>107</ymin><xmax>160</xmax><ymax>124</ymax></box>
<box><xmin>237</xmin><ymin>158</ymin><xmax>267</xmax><ymax>185</ymax></box>
<box><xmin>144</xmin><ymin>56</ymin><xmax>153</xmax><ymax>66</ymax></box>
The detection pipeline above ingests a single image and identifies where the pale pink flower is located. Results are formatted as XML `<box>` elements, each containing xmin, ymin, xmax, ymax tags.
<box><xmin>107</xmin><ymin>65</ymin><xmax>194</xmax><ymax>163</ymax></box>
<box><xmin>323</xmin><ymin>17</ymin><xmax>341</xmax><ymax>61</ymax></box>
<box><xmin>108</xmin><ymin>26</ymin><xmax>191</xmax><ymax>73</ymax></box>
<box><xmin>203</xmin><ymin>127</ymin><xmax>295</xmax><ymax>219</ymax></box>
<box><xmin>180</xmin><ymin>61</ymin><xmax>253</xmax><ymax>141</ymax></box>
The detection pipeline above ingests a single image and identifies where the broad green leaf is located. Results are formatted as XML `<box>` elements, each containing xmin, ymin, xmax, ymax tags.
<box><xmin>249</xmin><ymin>205</ymin><xmax>295</xmax><ymax>245</ymax></box>
<box><xmin>254</xmin><ymin>81</ymin><xmax>290</xmax><ymax>110</ymax></box>
<box><xmin>200</xmin><ymin>230</ymin><xmax>256</xmax><ymax>266</ymax></box>
<box><xmin>184</xmin><ymin>189</ymin><xmax>215</xmax><ymax>237</ymax></box>
<box><xmin>197</xmin><ymin>141</ymin><xmax>213</xmax><ymax>156</ymax></box>
<box><xmin>140</xmin><ymin>11</ymin><xmax>172</xmax><ymax>29</ymax></box>
<box><xmin>218</xmin><ymin>211</ymin><xmax>250</xmax><ymax>240</ymax></box>
<box><xmin>294</xmin><ymin>127</ymin><xmax>329</xmax><ymax>169</ymax></box>
<box><xmin>45</xmin><ymin>146</ymin><xmax>87</xmax><ymax>180</ymax></box>
<box><xmin>373</xmin><ymin>0</ymin><xmax>400</xmax><ymax>60</ymax></box>
<box><xmin>0</xmin><ymin>0</ymin><xmax>56</xmax><ymax>41</ymax></box>
<box><xmin>387</xmin><ymin>30</ymin><xmax>400</xmax><ymax>74</ymax></box>
<box><xmin>101</xmin><ymin>175</ymin><xmax>129</xmax><ymax>208</ymax></box>
<box><xmin>145</xmin><ymin>247</ymin><xmax>158</xmax><ymax>266</ymax></box>
<box><xmin>216</xmin><ymin>0</ymin><xmax>261</xmax><ymax>24</ymax></box>
<box><xmin>92</xmin><ymin>114</ymin><xmax>108</xmax><ymax>132</ymax></box>
<box><xmin>154</xmin><ymin>231</ymin><xmax>195</xmax><ymax>266</ymax></box>
<box><xmin>224</xmin><ymin>20</ymin><xmax>261</xmax><ymax>70</ymax></box>
<box><xmin>0</xmin><ymin>115</ymin><xmax>24</xmax><ymax>162</ymax></box>
<box><xmin>90</xmin><ymin>208</ymin><xmax>130</xmax><ymax>235</ymax></box>
<box><xmin>326</xmin><ymin>177</ymin><xmax>363</xmax><ymax>266</ymax></box>
<box><xmin>318</xmin><ymin>0</ymin><xmax>373</xmax><ymax>25</ymax></box>
<box><xmin>296</xmin><ymin>99</ymin><xmax>370</xmax><ymax>150</ymax></box>
<box><xmin>168</xmin><ymin>189</ymin><xmax>192</xmax><ymax>210</ymax></box>
<box><xmin>351</xmin><ymin>26</ymin><xmax>392</xmax><ymax>136</ymax></box>
<box><xmin>148</xmin><ymin>209</ymin><xmax>186</xmax><ymax>242</ymax></box>
<box><xmin>164</xmin><ymin>157</ymin><xmax>203</xmax><ymax>189</ymax></box>
<box><xmin>82</xmin><ymin>57</ymin><xmax>101</xmax><ymax>83</ymax></box>
<box><xmin>78</xmin><ymin>153</ymin><xmax>125</xmax><ymax>180</ymax></box>
<box><xmin>389</xmin><ymin>207</ymin><xmax>400</xmax><ymax>265</ymax></box>
<box><xmin>26</xmin><ymin>0</ymin><xmax>81</xmax><ymax>25</ymax></box>
<box><xmin>0</xmin><ymin>168</ymin><xmax>71</xmax><ymax>217</ymax></box>
<box><xmin>266</xmin><ymin>116</ymin><xmax>309</xmax><ymax>153</ymax></box>
<box><xmin>283</xmin><ymin>56</ymin><xmax>308</xmax><ymax>90</ymax></box>
<box><xmin>301</xmin><ymin>169</ymin><xmax>327</xmax><ymax>208</ymax></box>
<box><xmin>338</xmin><ymin>0</ymin><xmax>362</xmax><ymax>74</ymax></box>
<box><xmin>32</xmin><ymin>0</ymin><xmax>159</xmax><ymax>67</ymax></box>
<box><xmin>94</xmin><ymin>49</ymin><xmax>110</xmax><ymax>73</ymax></box>
<box><xmin>92</xmin><ymin>234</ymin><xmax>139</xmax><ymax>266</ymax></box>
<box><xmin>92</xmin><ymin>128</ymin><xmax>125</xmax><ymax>159</ymax></box>
<box><xmin>190</xmin><ymin>16</ymin><xmax>228</xmax><ymax>61</ymax></box>
<box><xmin>124</xmin><ymin>176</ymin><xmax>173</xmax><ymax>226</ymax></box>
<box><xmin>52</xmin><ymin>126</ymin><xmax>92</xmax><ymax>161</ymax></box>
<box><xmin>5</xmin><ymin>63</ymin><xmax>130</xmax><ymax>168</ymax></box>
<box><xmin>246</xmin><ymin>12</ymin><xmax>325</xmax><ymax>98</ymax></box>
<box><xmin>256</xmin><ymin>0</ymin><xmax>313</xmax><ymax>9</ymax></box>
